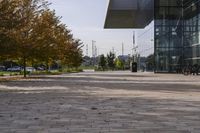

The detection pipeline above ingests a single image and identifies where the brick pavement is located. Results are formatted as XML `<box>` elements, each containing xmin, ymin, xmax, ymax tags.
<box><xmin>0</xmin><ymin>71</ymin><xmax>200</xmax><ymax>133</ymax></box>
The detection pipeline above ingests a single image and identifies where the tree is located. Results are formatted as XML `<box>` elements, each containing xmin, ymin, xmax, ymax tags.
<box><xmin>68</xmin><ymin>39</ymin><xmax>83</xmax><ymax>69</ymax></box>
<box><xmin>61</xmin><ymin>39</ymin><xmax>83</xmax><ymax>69</ymax></box>
<box><xmin>0</xmin><ymin>0</ymin><xmax>23</xmax><ymax>59</ymax></box>
<box><xmin>115</xmin><ymin>58</ymin><xmax>124</xmax><ymax>70</ymax></box>
<box><xmin>99</xmin><ymin>54</ymin><xmax>106</xmax><ymax>71</ymax></box>
<box><xmin>0</xmin><ymin>0</ymin><xmax>50</xmax><ymax>77</ymax></box>
<box><xmin>31</xmin><ymin>9</ymin><xmax>62</xmax><ymax>71</ymax></box>
<box><xmin>0</xmin><ymin>0</ymin><xmax>83</xmax><ymax>77</ymax></box>
<box><xmin>107</xmin><ymin>51</ymin><xmax>115</xmax><ymax>70</ymax></box>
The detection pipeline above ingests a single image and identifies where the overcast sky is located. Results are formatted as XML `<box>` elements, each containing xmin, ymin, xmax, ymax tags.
<box><xmin>48</xmin><ymin>0</ymin><xmax>154</xmax><ymax>57</ymax></box>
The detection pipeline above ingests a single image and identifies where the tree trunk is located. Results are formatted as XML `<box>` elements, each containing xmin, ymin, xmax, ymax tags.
<box><xmin>46</xmin><ymin>61</ymin><xmax>49</xmax><ymax>72</ymax></box>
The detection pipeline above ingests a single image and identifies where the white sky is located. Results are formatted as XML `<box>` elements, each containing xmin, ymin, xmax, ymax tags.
<box><xmin>48</xmin><ymin>0</ymin><xmax>154</xmax><ymax>57</ymax></box>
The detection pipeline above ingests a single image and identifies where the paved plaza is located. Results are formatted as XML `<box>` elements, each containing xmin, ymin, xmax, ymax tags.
<box><xmin>0</xmin><ymin>71</ymin><xmax>200</xmax><ymax>133</ymax></box>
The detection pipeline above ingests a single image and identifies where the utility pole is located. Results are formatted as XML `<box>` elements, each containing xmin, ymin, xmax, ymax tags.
<box><xmin>122</xmin><ymin>43</ymin><xmax>124</xmax><ymax>56</ymax></box>
<box><xmin>92</xmin><ymin>40</ymin><xmax>96</xmax><ymax>66</ymax></box>
<box><xmin>132</xmin><ymin>31</ymin><xmax>136</xmax><ymax>57</ymax></box>
<box><xmin>92</xmin><ymin>41</ymin><xmax>94</xmax><ymax>57</ymax></box>
<box><xmin>132</xmin><ymin>31</ymin><xmax>138</xmax><ymax>62</ymax></box>
<box><xmin>97</xmin><ymin>48</ymin><xmax>99</xmax><ymax>56</ymax></box>
<box><xmin>95</xmin><ymin>45</ymin><xmax>97</xmax><ymax>57</ymax></box>
<box><xmin>86</xmin><ymin>44</ymin><xmax>88</xmax><ymax>56</ymax></box>
<box><xmin>132</xmin><ymin>46</ymin><xmax>138</xmax><ymax>64</ymax></box>
<box><xmin>112</xmin><ymin>47</ymin><xmax>114</xmax><ymax>54</ymax></box>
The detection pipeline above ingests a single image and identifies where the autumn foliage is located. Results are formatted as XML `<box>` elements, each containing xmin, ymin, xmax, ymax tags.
<box><xmin>0</xmin><ymin>0</ymin><xmax>83</xmax><ymax>77</ymax></box>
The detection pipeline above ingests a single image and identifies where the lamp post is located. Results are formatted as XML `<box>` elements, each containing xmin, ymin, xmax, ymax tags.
<box><xmin>132</xmin><ymin>45</ymin><xmax>138</xmax><ymax>63</ymax></box>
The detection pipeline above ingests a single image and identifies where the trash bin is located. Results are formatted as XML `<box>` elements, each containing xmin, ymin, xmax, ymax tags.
<box><xmin>131</xmin><ymin>62</ymin><xmax>137</xmax><ymax>72</ymax></box>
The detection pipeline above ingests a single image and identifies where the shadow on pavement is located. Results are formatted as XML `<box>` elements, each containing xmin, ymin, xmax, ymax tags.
<box><xmin>0</xmin><ymin>74</ymin><xmax>200</xmax><ymax>93</ymax></box>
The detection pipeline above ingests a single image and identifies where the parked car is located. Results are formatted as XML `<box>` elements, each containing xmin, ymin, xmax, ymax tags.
<box><xmin>0</xmin><ymin>66</ymin><xmax>6</xmax><ymax>71</ymax></box>
<box><xmin>36</xmin><ymin>67</ymin><xmax>45</xmax><ymax>71</ymax></box>
<box><xmin>7</xmin><ymin>66</ymin><xmax>21</xmax><ymax>72</ymax></box>
<box><xmin>25</xmin><ymin>67</ymin><xmax>36</xmax><ymax>72</ymax></box>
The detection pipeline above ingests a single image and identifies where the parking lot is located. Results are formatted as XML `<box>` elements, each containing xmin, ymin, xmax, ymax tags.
<box><xmin>0</xmin><ymin>71</ymin><xmax>200</xmax><ymax>133</ymax></box>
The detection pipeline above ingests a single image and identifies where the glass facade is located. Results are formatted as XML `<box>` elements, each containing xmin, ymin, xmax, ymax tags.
<box><xmin>154</xmin><ymin>0</ymin><xmax>200</xmax><ymax>72</ymax></box>
<box><xmin>183</xmin><ymin>0</ymin><xmax>200</xmax><ymax>65</ymax></box>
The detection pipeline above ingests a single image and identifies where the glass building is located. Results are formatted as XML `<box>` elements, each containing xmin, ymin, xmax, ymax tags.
<box><xmin>105</xmin><ymin>0</ymin><xmax>200</xmax><ymax>73</ymax></box>
<box><xmin>183</xmin><ymin>0</ymin><xmax>200</xmax><ymax>69</ymax></box>
<box><xmin>155</xmin><ymin>0</ymin><xmax>200</xmax><ymax>72</ymax></box>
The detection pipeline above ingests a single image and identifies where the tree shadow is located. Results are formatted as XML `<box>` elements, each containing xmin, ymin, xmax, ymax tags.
<box><xmin>0</xmin><ymin>75</ymin><xmax>200</xmax><ymax>93</ymax></box>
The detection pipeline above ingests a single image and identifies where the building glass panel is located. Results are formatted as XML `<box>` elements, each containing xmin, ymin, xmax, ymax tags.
<box><xmin>183</xmin><ymin>0</ymin><xmax>200</xmax><ymax>65</ymax></box>
<box><xmin>155</xmin><ymin>0</ymin><xmax>183</xmax><ymax>72</ymax></box>
<box><xmin>155</xmin><ymin>0</ymin><xmax>200</xmax><ymax>72</ymax></box>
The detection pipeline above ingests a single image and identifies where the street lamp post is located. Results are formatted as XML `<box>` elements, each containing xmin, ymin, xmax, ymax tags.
<box><xmin>132</xmin><ymin>45</ymin><xmax>138</xmax><ymax>63</ymax></box>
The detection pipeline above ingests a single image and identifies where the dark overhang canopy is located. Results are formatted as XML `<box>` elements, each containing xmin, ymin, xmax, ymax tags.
<box><xmin>104</xmin><ymin>0</ymin><xmax>154</xmax><ymax>29</ymax></box>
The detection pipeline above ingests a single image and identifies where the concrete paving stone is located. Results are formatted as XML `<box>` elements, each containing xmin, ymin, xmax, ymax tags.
<box><xmin>0</xmin><ymin>71</ymin><xmax>200</xmax><ymax>132</ymax></box>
